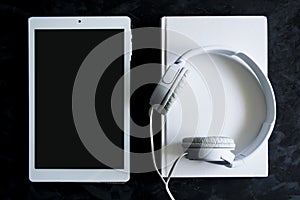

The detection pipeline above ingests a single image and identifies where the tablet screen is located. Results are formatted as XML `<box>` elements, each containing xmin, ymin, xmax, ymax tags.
<box><xmin>34</xmin><ymin>29</ymin><xmax>124</xmax><ymax>169</ymax></box>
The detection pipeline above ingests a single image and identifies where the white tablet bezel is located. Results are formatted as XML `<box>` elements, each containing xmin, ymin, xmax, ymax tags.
<box><xmin>29</xmin><ymin>17</ymin><xmax>131</xmax><ymax>182</ymax></box>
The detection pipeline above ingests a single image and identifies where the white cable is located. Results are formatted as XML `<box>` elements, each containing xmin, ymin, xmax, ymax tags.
<box><xmin>149</xmin><ymin>107</ymin><xmax>187</xmax><ymax>200</ymax></box>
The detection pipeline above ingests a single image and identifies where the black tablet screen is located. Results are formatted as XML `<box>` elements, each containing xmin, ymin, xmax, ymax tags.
<box><xmin>34</xmin><ymin>29</ymin><xmax>124</xmax><ymax>169</ymax></box>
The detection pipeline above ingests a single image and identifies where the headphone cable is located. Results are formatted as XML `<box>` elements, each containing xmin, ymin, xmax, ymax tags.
<box><xmin>149</xmin><ymin>107</ymin><xmax>187</xmax><ymax>200</ymax></box>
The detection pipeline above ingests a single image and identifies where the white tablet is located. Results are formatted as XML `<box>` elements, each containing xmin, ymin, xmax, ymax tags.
<box><xmin>29</xmin><ymin>17</ymin><xmax>131</xmax><ymax>182</ymax></box>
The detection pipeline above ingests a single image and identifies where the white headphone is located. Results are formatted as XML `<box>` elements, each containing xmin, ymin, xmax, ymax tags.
<box><xmin>150</xmin><ymin>47</ymin><xmax>276</xmax><ymax>166</ymax></box>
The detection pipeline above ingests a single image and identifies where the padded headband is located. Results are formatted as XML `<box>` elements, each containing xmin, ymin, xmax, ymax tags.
<box><xmin>177</xmin><ymin>47</ymin><xmax>276</xmax><ymax>160</ymax></box>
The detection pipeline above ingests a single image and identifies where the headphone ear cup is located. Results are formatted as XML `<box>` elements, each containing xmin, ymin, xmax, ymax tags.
<box><xmin>182</xmin><ymin>136</ymin><xmax>235</xmax><ymax>163</ymax></box>
<box><xmin>149</xmin><ymin>62</ymin><xmax>188</xmax><ymax>115</ymax></box>
<box><xmin>182</xmin><ymin>136</ymin><xmax>235</xmax><ymax>149</ymax></box>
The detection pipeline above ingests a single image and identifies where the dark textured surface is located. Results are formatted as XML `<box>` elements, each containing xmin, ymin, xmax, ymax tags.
<box><xmin>0</xmin><ymin>0</ymin><xmax>299</xmax><ymax>199</ymax></box>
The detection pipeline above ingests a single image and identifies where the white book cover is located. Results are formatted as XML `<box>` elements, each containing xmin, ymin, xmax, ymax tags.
<box><xmin>161</xmin><ymin>16</ymin><xmax>269</xmax><ymax>177</ymax></box>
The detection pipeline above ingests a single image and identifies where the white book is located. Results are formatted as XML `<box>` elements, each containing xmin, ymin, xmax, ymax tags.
<box><xmin>161</xmin><ymin>16</ymin><xmax>269</xmax><ymax>177</ymax></box>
